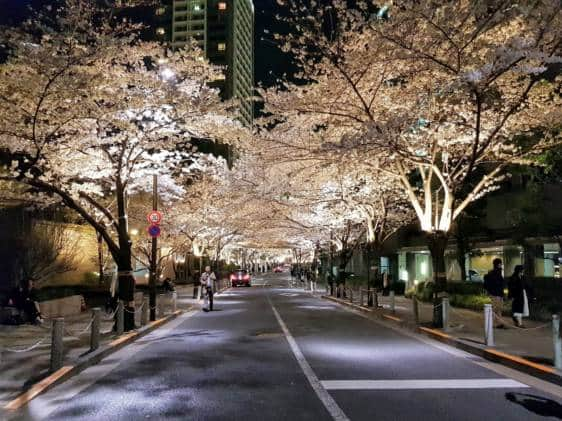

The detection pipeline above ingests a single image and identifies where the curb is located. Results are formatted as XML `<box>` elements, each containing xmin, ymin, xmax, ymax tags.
<box><xmin>322</xmin><ymin>295</ymin><xmax>562</xmax><ymax>387</ymax></box>
<box><xmin>3</xmin><ymin>309</ymin><xmax>185</xmax><ymax>412</ymax></box>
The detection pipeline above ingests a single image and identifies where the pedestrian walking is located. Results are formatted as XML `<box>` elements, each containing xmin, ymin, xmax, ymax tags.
<box><xmin>508</xmin><ymin>265</ymin><xmax>534</xmax><ymax>328</ymax></box>
<box><xmin>200</xmin><ymin>266</ymin><xmax>216</xmax><ymax>312</ymax></box>
<box><xmin>484</xmin><ymin>258</ymin><xmax>506</xmax><ymax>328</ymax></box>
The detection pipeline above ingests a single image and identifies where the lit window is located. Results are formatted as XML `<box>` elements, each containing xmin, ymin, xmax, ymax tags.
<box><xmin>194</xmin><ymin>4</ymin><xmax>201</xmax><ymax>11</ymax></box>
<box><xmin>218</xmin><ymin>2</ymin><xmax>227</xmax><ymax>10</ymax></box>
<box><xmin>156</xmin><ymin>27</ymin><xmax>165</xmax><ymax>35</ymax></box>
<box><xmin>218</xmin><ymin>42</ymin><xmax>226</xmax><ymax>51</ymax></box>
<box><xmin>155</xmin><ymin>7</ymin><xmax>165</xmax><ymax>15</ymax></box>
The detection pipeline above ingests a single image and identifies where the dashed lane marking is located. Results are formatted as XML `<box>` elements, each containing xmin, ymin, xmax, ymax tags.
<box><xmin>267</xmin><ymin>296</ymin><xmax>350</xmax><ymax>421</ymax></box>
<box><xmin>321</xmin><ymin>379</ymin><xmax>529</xmax><ymax>390</ymax></box>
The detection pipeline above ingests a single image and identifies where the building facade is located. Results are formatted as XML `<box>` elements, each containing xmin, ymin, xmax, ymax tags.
<box><xmin>167</xmin><ymin>0</ymin><xmax>254</xmax><ymax>126</ymax></box>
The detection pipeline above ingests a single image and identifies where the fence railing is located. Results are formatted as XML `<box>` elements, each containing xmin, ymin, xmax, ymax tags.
<box><xmin>0</xmin><ymin>291</ymin><xmax>178</xmax><ymax>372</ymax></box>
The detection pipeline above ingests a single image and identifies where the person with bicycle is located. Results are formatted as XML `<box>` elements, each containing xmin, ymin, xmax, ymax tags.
<box><xmin>200</xmin><ymin>266</ymin><xmax>216</xmax><ymax>312</ymax></box>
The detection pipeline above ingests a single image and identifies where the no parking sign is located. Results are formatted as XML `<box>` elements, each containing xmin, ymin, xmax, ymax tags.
<box><xmin>146</xmin><ymin>210</ymin><xmax>163</xmax><ymax>225</ymax></box>
<box><xmin>147</xmin><ymin>224</ymin><xmax>161</xmax><ymax>238</ymax></box>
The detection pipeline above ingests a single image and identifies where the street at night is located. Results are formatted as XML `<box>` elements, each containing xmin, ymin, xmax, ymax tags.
<box><xmin>9</xmin><ymin>273</ymin><xmax>562</xmax><ymax>421</ymax></box>
<box><xmin>1</xmin><ymin>1</ymin><xmax>561</xmax><ymax>420</ymax></box>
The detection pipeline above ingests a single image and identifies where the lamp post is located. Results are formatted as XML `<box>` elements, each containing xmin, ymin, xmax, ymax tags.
<box><xmin>149</xmin><ymin>174</ymin><xmax>158</xmax><ymax>321</ymax></box>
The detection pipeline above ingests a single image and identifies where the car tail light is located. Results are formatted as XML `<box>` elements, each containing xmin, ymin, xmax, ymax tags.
<box><xmin>230</xmin><ymin>275</ymin><xmax>235</xmax><ymax>281</ymax></box>
<box><xmin>243</xmin><ymin>274</ymin><xmax>250</xmax><ymax>281</ymax></box>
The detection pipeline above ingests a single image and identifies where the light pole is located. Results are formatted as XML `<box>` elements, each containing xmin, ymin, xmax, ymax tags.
<box><xmin>149</xmin><ymin>174</ymin><xmax>158</xmax><ymax>321</ymax></box>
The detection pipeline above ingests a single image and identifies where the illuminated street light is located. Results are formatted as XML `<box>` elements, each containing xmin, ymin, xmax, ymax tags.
<box><xmin>160</xmin><ymin>67</ymin><xmax>175</xmax><ymax>81</ymax></box>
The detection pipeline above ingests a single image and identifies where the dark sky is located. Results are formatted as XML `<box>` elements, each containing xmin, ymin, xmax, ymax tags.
<box><xmin>0</xmin><ymin>0</ymin><xmax>292</xmax><ymax>87</ymax></box>
<box><xmin>253</xmin><ymin>0</ymin><xmax>294</xmax><ymax>87</ymax></box>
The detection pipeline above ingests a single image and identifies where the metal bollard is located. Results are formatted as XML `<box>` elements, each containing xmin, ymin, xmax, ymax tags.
<box><xmin>90</xmin><ymin>308</ymin><xmax>100</xmax><ymax>351</ymax></box>
<box><xmin>390</xmin><ymin>290</ymin><xmax>395</xmax><ymax>313</ymax></box>
<box><xmin>413</xmin><ymin>295</ymin><xmax>419</xmax><ymax>324</ymax></box>
<box><xmin>484</xmin><ymin>304</ymin><xmax>494</xmax><ymax>347</ymax></box>
<box><xmin>116</xmin><ymin>300</ymin><xmax>124</xmax><ymax>336</ymax></box>
<box><xmin>141</xmin><ymin>297</ymin><xmax>149</xmax><ymax>326</ymax></box>
<box><xmin>442</xmin><ymin>297</ymin><xmax>450</xmax><ymax>332</ymax></box>
<box><xmin>50</xmin><ymin>318</ymin><xmax>64</xmax><ymax>372</ymax></box>
<box><xmin>553</xmin><ymin>315</ymin><xmax>562</xmax><ymax>369</ymax></box>
<box><xmin>172</xmin><ymin>291</ymin><xmax>177</xmax><ymax>312</ymax></box>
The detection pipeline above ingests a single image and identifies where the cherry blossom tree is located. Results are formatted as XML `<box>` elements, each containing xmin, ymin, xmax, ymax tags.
<box><xmin>0</xmin><ymin>0</ymin><xmax>242</xmax><ymax>302</ymax></box>
<box><xmin>265</xmin><ymin>0</ymin><xmax>561</xmax><ymax>291</ymax></box>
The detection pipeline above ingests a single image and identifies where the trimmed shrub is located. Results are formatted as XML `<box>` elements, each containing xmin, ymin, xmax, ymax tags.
<box><xmin>448</xmin><ymin>294</ymin><xmax>491</xmax><ymax>311</ymax></box>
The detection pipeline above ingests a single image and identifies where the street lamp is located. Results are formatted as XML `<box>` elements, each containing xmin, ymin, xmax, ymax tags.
<box><xmin>160</xmin><ymin>67</ymin><xmax>175</xmax><ymax>82</ymax></box>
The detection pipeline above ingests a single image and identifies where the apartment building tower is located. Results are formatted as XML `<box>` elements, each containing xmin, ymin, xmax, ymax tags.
<box><xmin>164</xmin><ymin>1</ymin><xmax>254</xmax><ymax>126</ymax></box>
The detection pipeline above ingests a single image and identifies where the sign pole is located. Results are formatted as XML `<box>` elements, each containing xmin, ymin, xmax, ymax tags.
<box><xmin>149</xmin><ymin>174</ymin><xmax>158</xmax><ymax>321</ymax></box>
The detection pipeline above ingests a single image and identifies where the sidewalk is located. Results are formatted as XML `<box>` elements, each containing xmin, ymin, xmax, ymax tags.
<box><xmin>0</xmin><ymin>287</ymin><xmax>192</xmax><ymax>409</ymax></box>
<box><xmin>383</xmin><ymin>295</ymin><xmax>555</xmax><ymax>367</ymax></box>
<box><xmin>323</xmin><ymin>289</ymin><xmax>557</xmax><ymax>371</ymax></box>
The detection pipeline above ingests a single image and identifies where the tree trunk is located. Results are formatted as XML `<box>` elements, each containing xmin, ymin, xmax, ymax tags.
<box><xmin>426</xmin><ymin>231</ymin><xmax>449</xmax><ymax>327</ymax></box>
<box><xmin>364</xmin><ymin>243</ymin><xmax>380</xmax><ymax>306</ymax></box>
<box><xmin>116</xmin><ymin>183</ymin><xmax>135</xmax><ymax>330</ymax></box>
<box><xmin>426</xmin><ymin>231</ymin><xmax>449</xmax><ymax>293</ymax></box>
<box><xmin>96</xmin><ymin>232</ymin><xmax>104</xmax><ymax>287</ymax></box>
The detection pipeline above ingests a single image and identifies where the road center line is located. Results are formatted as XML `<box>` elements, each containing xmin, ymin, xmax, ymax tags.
<box><xmin>321</xmin><ymin>379</ymin><xmax>529</xmax><ymax>390</ymax></box>
<box><xmin>267</xmin><ymin>295</ymin><xmax>350</xmax><ymax>421</ymax></box>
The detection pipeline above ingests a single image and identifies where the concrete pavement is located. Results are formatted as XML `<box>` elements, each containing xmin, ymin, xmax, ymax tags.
<box><xmin>9</xmin><ymin>273</ymin><xmax>562</xmax><ymax>420</ymax></box>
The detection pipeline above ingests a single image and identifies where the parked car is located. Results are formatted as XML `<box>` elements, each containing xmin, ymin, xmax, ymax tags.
<box><xmin>230</xmin><ymin>269</ymin><xmax>251</xmax><ymax>287</ymax></box>
<box><xmin>273</xmin><ymin>266</ymin><xmax>283</xmax><ymax>273</ymax></box>
<box><xmin>467</xmin><ymin>269</ymin><xmax>484</xmax><ymax>282</ymax></box>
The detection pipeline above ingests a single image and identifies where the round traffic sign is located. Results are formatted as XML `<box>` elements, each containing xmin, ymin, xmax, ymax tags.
<box><xmin>148</xmin><ymin>225</ymin><xmax>161</xmax><ymax>238</ymax></box>
<box><xmin>147</xmin><ymin>210</ymin><xmax>163</xmax><ymax>225</ymax></box>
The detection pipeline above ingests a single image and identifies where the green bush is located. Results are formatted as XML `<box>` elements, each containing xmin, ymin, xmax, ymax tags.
<box><xmin>405</xmin><ymin>287</ymin><xmax>416</xmax><ymax>298</ymax></box>
<box><xmin>446</xmin><ymin>282</ymin><xmax>485</xmax><ymax>295</ymax></box>
<box><xmin>448</xmin><ymin>294</ymin><xmax>491</xmax><ymax>311</ymax></box>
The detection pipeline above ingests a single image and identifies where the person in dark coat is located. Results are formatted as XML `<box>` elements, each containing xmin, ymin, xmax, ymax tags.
<box><xmin>484</xmin><ymin>258</ymin><xmax>506</xmax><ymax>328</ymax></box>
<box><xmin>508</xmin><ymin>265</ymin><xmax>534</xmax><ymax>327</ymax></box>
<box><xmin>9</xmin><ymin>279</ymin><xmax>43</xmax><ymax>324</ymax></box>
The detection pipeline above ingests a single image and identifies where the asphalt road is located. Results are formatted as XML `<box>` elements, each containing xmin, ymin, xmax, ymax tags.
<box><xmin>14</xmin><ymin>273</ymin><xmax>562</xmax><ymax>420</ymax></box>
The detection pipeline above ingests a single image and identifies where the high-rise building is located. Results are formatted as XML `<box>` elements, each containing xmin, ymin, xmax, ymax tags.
<box><xmin>168</xmin><ymin>1</ymin><xmax>254</xmax><ymax>126</ymax></box>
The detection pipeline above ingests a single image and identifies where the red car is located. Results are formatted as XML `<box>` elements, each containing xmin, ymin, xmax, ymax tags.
<box><xmin>273</xmin><ymin>266</ymin><xmax>283</xmax><ymax>273</ymax></box>
<box><xmin>230</xmin><ymin>269</ymin><xmax>251</xmax><ymax>287</ymax></box>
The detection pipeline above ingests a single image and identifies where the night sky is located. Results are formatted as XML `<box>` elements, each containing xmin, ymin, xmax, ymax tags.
<box><xmin>0</xmin><ymin>0</ymin><xmax>292</xmax><ymax>87</ymax></box>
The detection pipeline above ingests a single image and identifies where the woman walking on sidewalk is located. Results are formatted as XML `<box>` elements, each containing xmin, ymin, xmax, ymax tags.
<box><xmin>508</xmin><ymin>265</ymin><xmax>534</xmax><ymax>328</ymax></box>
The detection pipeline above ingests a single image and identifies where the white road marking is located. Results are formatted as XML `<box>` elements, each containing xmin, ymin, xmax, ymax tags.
<box><xmin>321</xmin><ymin>379</ymin><xmax>529</xmax><ymax>390</ymax></box>
<box><xmin>327</xmin><ymin>297</ymin><xmax>562</xmax><ymax>396</ymax></box>
<box><xmin>267</xmin><ymin>296</ymin><xmax>350</xmax><ymax>421</ymax></box>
